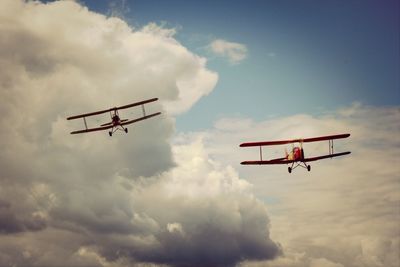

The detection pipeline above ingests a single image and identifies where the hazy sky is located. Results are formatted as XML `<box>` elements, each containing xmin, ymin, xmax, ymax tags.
<box><xmin>0</xmin><ymin>1</ymin><xmax>399</xmax><ymax>267</ymax></box>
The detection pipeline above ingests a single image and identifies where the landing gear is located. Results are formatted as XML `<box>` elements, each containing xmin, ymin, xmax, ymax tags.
<box><xmin>287</xmin><ymin>162</ymin><xmax>311</xmax><ymax>173</ymax></box>
<box><xmin>124</xmin><ymin>128</ymin><xmax>128</xmax><ymax>133</ymax></box>
<box><xmin>109</xmin><ymin>131</ymin><xmax>112</xmax><ymax>137</ymax></box>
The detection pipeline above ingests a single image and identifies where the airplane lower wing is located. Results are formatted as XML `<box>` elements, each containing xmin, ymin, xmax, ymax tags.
<box><xmin>241</xmin><ymin>157</ymin><xmax>290</xmax><ymax>165</ymax></box>
<box><xmin>303</xmin><ymin>151</ymin><xmax>351</xmax><ymax>162</ymax></box>
<box><xmin>120</xmin><ymin>112</ymin><xmax>161</xmax><ymax>126</ymax></box>
<box><xmin>241</xmin><ymin>152</ymin><xmax>351</xmax><ymax>165</ymax></box>
<box><xmin>70</xmin><ymin>125</ymin><xmax>114</xmax><ymax>134</ymax></box>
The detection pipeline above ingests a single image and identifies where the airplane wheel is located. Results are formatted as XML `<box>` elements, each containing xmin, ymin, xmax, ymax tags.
<box><xmin>288</xmin><ymin>167</ymin><xmax>292</xmax><ymax>173</ymax></box>
<box><xmin>109</xmin><ymin>131</ymin><xmax>112</xmax><ymax>137</ymax></box>
<box><xmin>125</xmin><ymin>128</ymin><xmax>128</xmax><ymax>133</ymax></box>
<box><xmin>307</xmin><ymin>165</ymin><xmax>311</xmax><ymax>171</ymax></box>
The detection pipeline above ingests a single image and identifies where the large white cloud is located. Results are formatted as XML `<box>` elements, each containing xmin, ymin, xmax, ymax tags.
<box><xmin>0</xmin><ymin>1</ymin><xmax>280</xmax><ymax>266</ymax></box>
<box><xmin>189</xmin><ymin>103</ymin><xmax>400</xmax><ymax>267</ymax></box>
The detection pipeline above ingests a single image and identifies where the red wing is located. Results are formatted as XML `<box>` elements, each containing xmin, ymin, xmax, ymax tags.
<box><xmin>241</xmin><ymin>159</ymin><xmax>295</xmax><ymax>165</ymax></box>
<box><xmin>302</xmin><ymin>133</ymin><xmax>350</xmax><ymax>143</ymax></box>
<box><xmin>241</xmin><ymin>157</ymin><xmax>292</xmax><ymax>165</ymax></box>
<box><xmin>120</xmin><ymin>112</ymin><xmax>161</xmax><ymax>126</ymax></box>
<box><xmin>116</xmin><ymin>98</ymin><xmax>158</xmax><ymax>110</ymax></box>
<box><xmin>239</xmin><ymin>133</ymin><xmax>350</xmax><ymax>147</ymax></box>
<box><xmin>240</xmin><ymin>140</ymin><xmax>297</xmax><ymax>147</ymax></box>
<box><xmin>70</xmin><ymin>125</ymin><xmax>113</xmax><ymax>135</ymax></box>
<box><xmin>303</xmin><ymin>151</ymin><xmax>351</xmax><ymax>162</ymax></box>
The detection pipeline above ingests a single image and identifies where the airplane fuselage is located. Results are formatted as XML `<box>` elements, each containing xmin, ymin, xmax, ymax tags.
<box><xmin>112</xmin><ymin>114</ymin><xmax>121</xmax><ymax>126</ymax></box>
<box><xmin>287</xmin><ymin>146</ymin><xmax>304</xmax><ymax>161</ymax></box>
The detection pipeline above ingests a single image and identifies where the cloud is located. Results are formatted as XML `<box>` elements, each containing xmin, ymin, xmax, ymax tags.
<box><xmin>117</xmin><ymin>138</ymin><xmax>281</xmax><ymax>266</ymax></box>
<box><xmin>190</xmin><ymin>103</ymin><xmax>400</xmax><ymax>267</ymax></box>
<box><xmin>209</xmin><ymin>39</ymin><xmax>248</xmax><ymax>64</ymax></box>
<box><xmin>0</xmin><ymin>0</ymin><xmax>279</xmax><ymax>266</ymax></box>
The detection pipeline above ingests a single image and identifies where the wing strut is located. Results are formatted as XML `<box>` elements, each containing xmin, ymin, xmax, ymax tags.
<box><xmin>259</xmin><ymin>146</ymin><xmax>263</xmax><ymax>161</ymax></box>
<box><xmin>83</xmin><ymin>117</ymin><xmax>88</xmax><ymax>130</ymax></box>
<box><xmin>141</xmin><ymin>104</ymin><xmax>146</xmax><ymax>117</ymax></box>
<box><xmin>329</xmin><ymin>139</ymin><xmax>334</xmax><ymax>155</ymax></box>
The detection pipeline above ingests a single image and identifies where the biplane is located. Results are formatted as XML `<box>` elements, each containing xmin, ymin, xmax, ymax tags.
<box><xmin>67</xmin><ymin>98</ymin><xmax>161</xmax><ymax>136</ymax></box>
<box><xmin>240</xmin><ymin>133</ymin><xmax>351</xmax><ymax>173</ymax></box>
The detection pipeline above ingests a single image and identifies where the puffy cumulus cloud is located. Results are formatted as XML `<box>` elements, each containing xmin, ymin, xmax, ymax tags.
<box><xmin>105</xmin><ymin>137</ymin><xmax>281</xmax><ymax>266</ymax></box>
<box><xmin>0</xmin><ymin>0</ymin><xmax>279</xmax><ymax>266</ymax></box>
<box><xmin>188</xmin><ymin>103</ymin><xmax>400</xmax><ymax>267</ymax></box>
<box><xmin>209</xmin><ymin>39</ymin><xmax>248</xmax><ymax>64</ymax></box>
<box><xmin>0</xmin><ymin>0</ymin><xmax>217</xmax><ymax>117</ymax></box>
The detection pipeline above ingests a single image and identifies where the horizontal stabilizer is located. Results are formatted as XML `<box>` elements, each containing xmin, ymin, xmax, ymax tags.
<box><xmin>100</xmin><ymin>122</ymin><xmax>113</xmax><ymax>127</ymax></box>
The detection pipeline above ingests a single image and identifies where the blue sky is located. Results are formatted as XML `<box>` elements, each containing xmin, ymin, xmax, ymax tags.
<box><xmin>77</xmin><ymin>0</ymin><xmax>399</xmax><ymax>131</ymax></box>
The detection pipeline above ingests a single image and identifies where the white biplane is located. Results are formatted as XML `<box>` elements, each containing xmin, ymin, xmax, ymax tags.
<box><xmin>67</xmin><ymin>98</ymin><xmax>161</xmax><ymax>136</ymax></box>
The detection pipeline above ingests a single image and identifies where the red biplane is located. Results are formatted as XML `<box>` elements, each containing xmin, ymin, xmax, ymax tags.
<box><xmin>240</xmin><ymin>133</ymin><xmax>350</xmax><ymax>173</ymax></box>
<box><xmin>67</xmin><ymin>98</ymin><xmax>161</xmax><ymax>136</ymax></box>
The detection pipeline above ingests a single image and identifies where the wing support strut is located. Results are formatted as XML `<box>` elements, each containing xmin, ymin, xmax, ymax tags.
<box><xmin>329</xmin><ymin>139</ymin><xmax>334</xmax><ymax>155</ymax></box>
<box><xmin>83</xmin><ymin>117</ymin><xmax>88</xmax><ymax>130</ymax></box>
<box><xmin>141</xmin><ymin>104</ymin><xmax>146</xmax><ymax>117</ymax></box>
<box><xmin>259</xmin><ymin>146</ymin><xmax>263</xmax><ymax>161</ymax></box>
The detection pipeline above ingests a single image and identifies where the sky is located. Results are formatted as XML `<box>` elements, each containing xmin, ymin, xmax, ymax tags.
<box><xmin>0</xmin><ymin>1</ymin><xmax>399</xmax><ymax>267</ymax></box>
<box><xmin>76</xmin><ymin>0</ymin><xmax>400</xmax><ymax>131</ymax></box>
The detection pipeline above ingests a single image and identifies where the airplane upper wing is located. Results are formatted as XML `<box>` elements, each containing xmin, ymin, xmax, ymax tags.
<box><xmin>67</xmin><ymin>98</ymin><xmax>159</xmax><ymax>120</ymax></box>
<box><xmin>67</xmin><ymin>108</ymin><xmax>112</xmax><ymax>120</ymax></box>
<box><xmin>239</xmin><ymin>133</ymin><xmax>350</xmax><ymax>147</ymax></box>
<box><xmin>301</xmin><ymin>134</ymin><xmax>350</xmax><ymax>143</ymax></box>
<box><xmin>240</xmin><ymin>140</ymin><xmax>297</xmax><ymax>147</ymax></box>
<box><xmin>115</xmin><ymin>98</ymin><xmax>158</xmax><ymax>110</ymax></box>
